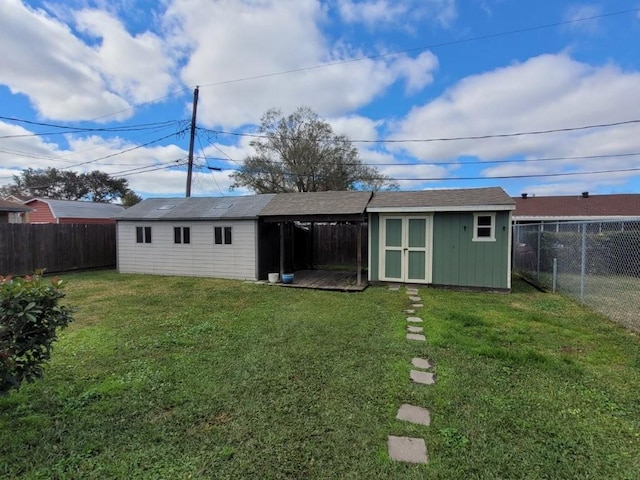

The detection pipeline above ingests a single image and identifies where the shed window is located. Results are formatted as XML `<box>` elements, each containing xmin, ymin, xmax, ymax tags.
<box><xmin>473</xmin><ymin>213</ymin><xmax>496</xmax><ymax>242</ymax></box>
<box><xmin>214</xmin><ymin>226</ymin><xmax>232</xmax><ymax>245</ymax></box>
<box><xmin>136</xmin><ymin>226</ymin><xmax>152</xmax><ymax>244</ymax></box>
<box><xmin>174</xmin><ymin>227</ymin><xmax>191</xmax><ymax>244</ymax></box>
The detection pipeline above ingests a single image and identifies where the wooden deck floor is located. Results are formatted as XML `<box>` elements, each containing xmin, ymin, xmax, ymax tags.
<box><xmin>279</xmin><ymin>270</ymin><xmax>368</xmax><ymax>292</ymax></box>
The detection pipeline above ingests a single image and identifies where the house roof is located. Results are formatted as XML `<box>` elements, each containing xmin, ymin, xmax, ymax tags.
<box><xmin>258</xmin><ymin>191</ymin><xmax>372</xmax><ymax>221</ymax></box>
<box><xmin>3</xmin><ymin>194</ymin><xmax>31</xmax><ymax>203</ymax></box>
<box><xmin>116</xmin><ymin>195</ymin><xmax>276</xmax><ymax>221</ymax></box>
<box><xmin>0</xmin><ymin>199</ymin><xmax>32</xmax><ymax>213</ymax></box>
<box><xmin>367</xmin><ymin>187</ymin><xmax>515</xmax><ymax>212</ymax></box>
<box><xmin>25</xmin><ymin>198</ymin><xmax>125</xmax><ymax>219</ymax></box>
<box><xmin>513</xmin><ymin>194</ymin><xmax>640</xmax><ymax>220</ymax></box>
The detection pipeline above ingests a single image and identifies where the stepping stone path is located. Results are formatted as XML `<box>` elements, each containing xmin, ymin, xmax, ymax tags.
<box><xmin>396</xmin><ymin>404</ymin><xmax>431</xmax><ymax>426</ymax></box>
<box><xmin>412</xmin><ymin>357</ymin><xmax>432</xmax><ymax>369</ymax></box>
<box><xmin>388</xmin><ymin>284</ymin><xmax>401</xmax><ymax>291</ymax></box>
<box><xmin>406</xmin><ymin>333</ymin><xmax>426</xmax><ymax>341</ymax></box>
<box><xmin>410</xmin><ymin>370</ymin><xmax>435</xmax><ymax>385</ymax></box>
<box><xmin>387</xmin><ymin>436</ymin><xmax>428</xmax><ymax>464</ymax></box>
<box><xmin>387</xmin><ymin>287</ymin><xmax>437</xmax><ymax>465</ymax></box>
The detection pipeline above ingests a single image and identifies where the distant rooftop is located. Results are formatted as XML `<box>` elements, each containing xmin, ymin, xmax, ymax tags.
<box><xmin>26</xmin><ymin>198</ymin><xmax>125</xmax><ymax>219</ymax></box>
<box><xmin>513</xmin><ymin>193</ymin><xmax>640</xmax><ymax>219</ymax></box>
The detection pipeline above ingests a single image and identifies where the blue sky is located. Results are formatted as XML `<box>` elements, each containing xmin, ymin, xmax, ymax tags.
<box><xmin>1</xmin><ymin>0</ymin><xmax>640</xmax><ymax>199</ymax></box>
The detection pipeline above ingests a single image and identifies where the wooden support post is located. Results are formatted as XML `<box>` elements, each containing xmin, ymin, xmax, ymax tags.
<box><xmin>280</xmin><ymin>222</ymin><xmax>285</xmax><ymax>277</ymax></box>
<box><xmin>356</xmin><ymin>221</ymin><xmax>362</xmax><ymax>286</ymax></box>
<box><xmin>309</xmin><ymin>222</ymin><xmax>315</xmax><ymax>269</ymax></box>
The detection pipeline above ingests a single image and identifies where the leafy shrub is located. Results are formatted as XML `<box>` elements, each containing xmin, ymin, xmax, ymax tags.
<box><xmin>1</xmin><ymin>272</ymin><xmax>74</xmax><ymax>395</ymax></box>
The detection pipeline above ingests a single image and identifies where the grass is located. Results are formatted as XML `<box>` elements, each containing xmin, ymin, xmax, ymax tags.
<box><xmin>523</xmin><ymin>271</ymin><xmax>640</xmax><ymax>332</ymax></box>
<box><xmin>1</xmin><ymin>271</ymin><xmax>639</xmax><ymax>479</ymax></box>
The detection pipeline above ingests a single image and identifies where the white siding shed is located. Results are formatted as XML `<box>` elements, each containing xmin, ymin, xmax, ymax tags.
<box><xmin>115</xmin><ymin>195</ymin><xmax>275</xmax><ymax>280</ymax></box>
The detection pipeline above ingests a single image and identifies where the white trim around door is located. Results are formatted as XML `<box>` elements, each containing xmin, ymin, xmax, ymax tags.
<box><xmin>379</xmin><ymin>215</ymin><xmax>433</xmax><ymax>284</ymax></box>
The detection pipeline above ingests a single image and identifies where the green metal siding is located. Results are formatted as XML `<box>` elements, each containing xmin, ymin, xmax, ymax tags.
<box><xmin>432</xmin><ymin>211</ymin><xmax>510</xmax><ymax>289</ymax></box>
<box><xmin>369</xmin><ymin>213</ymin><xmax>379</xmax><ymax>281</ymax></box>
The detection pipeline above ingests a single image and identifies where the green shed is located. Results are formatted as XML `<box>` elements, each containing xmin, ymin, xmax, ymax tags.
<box><xmin>367</xmin><ymin>187</ymin><xmax>515</xmax><ymax>291</ymax></box>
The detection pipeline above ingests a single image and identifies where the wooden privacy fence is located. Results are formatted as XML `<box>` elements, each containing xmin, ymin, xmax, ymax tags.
<box><xmin>0</xmin><ymin>223</ymin><xmax>116</xmax><ymax>276</ymax></box>
<box><xmin>312</xmin><ymin>223</ymin><xmax>368</xmax><ymax>266</ymax></box>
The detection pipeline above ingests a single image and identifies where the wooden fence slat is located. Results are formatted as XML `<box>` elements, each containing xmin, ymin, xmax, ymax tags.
<box><xmin>0</xmin><ymin>224</ymin><xmax>116</xmax><ymax>276</ymax></box>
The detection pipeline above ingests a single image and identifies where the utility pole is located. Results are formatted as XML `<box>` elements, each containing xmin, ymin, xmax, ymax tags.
<box><xmin>186</xmin><ymin>86</ymin><xmax>199</xmax><ymax>197</ymax></box>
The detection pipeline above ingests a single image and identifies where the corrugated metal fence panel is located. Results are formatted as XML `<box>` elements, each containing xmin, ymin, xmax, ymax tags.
<box><xmin>0</xmin><ymin>223</ymin><xmax>116</xmax><ymax>276</ymax></box>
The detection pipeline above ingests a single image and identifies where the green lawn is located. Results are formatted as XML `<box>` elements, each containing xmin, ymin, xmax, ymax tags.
<box><xmin>1</xmin><ymin>272</ymin><xmax>638</xmax><ymax>479</ymax></box>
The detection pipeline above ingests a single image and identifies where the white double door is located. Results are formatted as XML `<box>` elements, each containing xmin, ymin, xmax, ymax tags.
<box><xmin>380</xmin><ymin>215</ymin><xmax>432</xmax><ymax>284</ymax></box>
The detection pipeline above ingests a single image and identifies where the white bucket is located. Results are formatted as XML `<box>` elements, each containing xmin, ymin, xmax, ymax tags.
<box><xmin>268</xmin><ymin>273</ymin><xmax>279</xmax><ymax>284</ymax></box>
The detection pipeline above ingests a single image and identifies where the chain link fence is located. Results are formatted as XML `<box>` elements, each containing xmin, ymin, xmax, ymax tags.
<box><xmin>513</xmin><ymin>220</ymin><xmax>640</xmax><ymax>332</ymax></box>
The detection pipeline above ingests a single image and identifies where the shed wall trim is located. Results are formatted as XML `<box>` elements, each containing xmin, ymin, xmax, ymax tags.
<box><xmin>367</xmin><ymin>204</ymin><xmax>515</xmax><ymax>213</ymax></box>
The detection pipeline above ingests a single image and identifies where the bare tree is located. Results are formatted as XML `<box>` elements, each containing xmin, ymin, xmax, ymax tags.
<box><xmin>230</xmin><ymin>107</ymin><xmax>397</xmax><ymax>193</ymax></box>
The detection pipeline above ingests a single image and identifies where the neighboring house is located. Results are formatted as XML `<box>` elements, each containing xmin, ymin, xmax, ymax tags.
<box><xmin>115</xmin><ymin>187</ymin><xmax>515</xmax><ymax>290</ymax></box>
<box><xmin>0</xmin><ymin>199</ymin><xmax>32</xmax><ymax>223</ymax></box>
<box><xmin>513</xmin><ymin>192</ymin><xmax>640</xmax><ymax>230</ymax></box>
<box><xmin>367</xmin><ymin>187</ymin><xmax>515</xmax><ymax>290</ymax></box>
<box><xmin>115</xmin><ymin>195</ymin><xmax>276</xmax><ymax>280</ymax></box>
<box><xmin>24</xmin><ymin>198</ymin><xmax>125</xmax><ymax>224</ymax></box>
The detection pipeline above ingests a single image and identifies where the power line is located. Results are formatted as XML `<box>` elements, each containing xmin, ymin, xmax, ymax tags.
<box><xmin>199</xmin><ymin>118</ymin><xmax>640</xmax><ymax>145</ymax></box>
<box><xmin>390</xmin><ymin>167</ymin><xmax>640</xmax><ymax>181</ymax></box>
<box><xmin>52</xmin><ymin>7</ymin><xmax>640</xmax><ymax>124</ymax></box>
<box><xmin>0</xmin><ymin>117</ymin><xmax>183</xmax><ymax>139</ymax></box>
<box><xmin>61</xmin><ymin>129</ymin><xmax>189</xmax><ymax>170</ymax></box>
<box><xmin>196</xmin><ymin>8</ymin><xmax>640</xmax><ymax>89</ymax></box>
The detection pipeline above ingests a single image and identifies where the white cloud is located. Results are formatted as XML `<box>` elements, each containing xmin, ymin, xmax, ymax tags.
<box><xmin>390</xmin><ymin>53</ymin><xmax>640</xmax><ymax>162</ymax></box>
<box><xmin>392</xmin><ymin>51</ymin><xmax>439</xmax><ymax>94</ymax></box>
<box><xmin>0</xmin><ymin>0</ymin><xmax>175</xmax><ymax>122</ymax></box>
<box><xmin>337</xmin><ymin>0</ymin><xmax>409</xmax><ymax>28</ymax></box>
<box><xmin>74</xmin><ymin>9</ymin><xmax>176</xmax><ymax>104</ymax></box>
<box><xmin>337</xmin><ymin>0</ymin><xmax>457</xmax><ymax>29</ymax></box>
<box><xmin>0</xmin><ymin>120</ymin><xmax>193</xmax><ymax>197</ymax></box>
<box><xmin>165</xmin><ymin>0</ymin><xmax>439</xmax><ymax>128</ymax></box>
<box><xmin>389</xmin><ymin>53</ymin><xmax>640</xmax><ymax>192</ymax></box>
<box><xmin>328</xmin><ymin>114</ymin><xmax>382</xmax><ymax>141</ymax></box>
<box><xmin>563</xmin><ymin>4</ymin><xmax>602</xmax><ymax>33</ymax></box>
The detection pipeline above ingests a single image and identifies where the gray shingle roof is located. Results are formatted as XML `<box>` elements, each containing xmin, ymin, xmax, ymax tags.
<box><xmin>258</xmin><ymin>191</ymin><xmax>372</xmax><ymax>218</ymax></box>
<box><xmin>116</xmin><ymin>195</ymin><xmax>276</xmax><ymax>221</ymax></box>
<box><xmin>367</xmin><ymin>187</ymin><xmax>515</xmax><ymax>210</ymax></box>
<box><xmin>0</xmin><ymin>199</ymin><xmax>32</xmax><ymax>212</ymax></box>
<box><xmin>27</xmin><ymin>198</ymin><xmax>125</xmax><ymax>218</ymax></box>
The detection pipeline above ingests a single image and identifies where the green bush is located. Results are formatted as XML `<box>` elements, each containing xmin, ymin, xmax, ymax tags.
<box><xmin>1</xmin><ymin>272</ymin><xmax>74</xmax><ymax>395</ymax></box>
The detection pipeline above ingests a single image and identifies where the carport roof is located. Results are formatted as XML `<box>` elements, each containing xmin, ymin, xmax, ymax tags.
<box><xmin>258</xmin><ymin>191</ymin><xmax>372</xmax><ymax>222</ymax></box>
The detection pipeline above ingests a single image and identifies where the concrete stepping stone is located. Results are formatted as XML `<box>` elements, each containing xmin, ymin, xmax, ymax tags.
<box><xmin>407</xmin><ymin>316</ymin><xmax>423</xmax><ymax>323</ymax></box>
<box><xmin>396</xmin><ymin>404</ymin><xmax>431</xmax><ymax>426</ymax></box>
<box><xmin>406</xmin><ymin>333</ymin><xmax>426</xmax><ymax>341</ymax></box>
<box><xmin>407</xmin><ymin>325</ymin><xmax>424</xmax><ymax>333</ymax></box>
<box><xmin>388</xmin><ymin>284</ymin><xmax>400</xmax><ymax>291</ymax></box>
<box><xmin>388</xmin><ymin>435</ymin><xmax>428</xmax><ymax>464</ymax></box>
<box><xmin>404</xmin><ymin>309</ymin><xmax>416</xmax><ymax>314</ymax></box>
<box><xmin>412</xmin><ymin>303</ymin><xmax>424</xmax><ymax>308</ymax></box>
<box><xmin>406</xmin><ymin>289</ymin><xmax>419</xmax><ymax>295</ymax></box>
<box><xmin>409</xmin><ymin>296</ymin><xmax>422</xmax><ymax>302</ymax></box>
<box><xmin>412</xmin><ymin>357</ymin><xmax>432</xmax><ymax>370</ymax></box>
<box><xmin>410</xmin><ymin>370</ymin><xmax>435</xmax><ymax>384</ymax></box>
